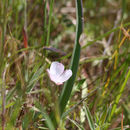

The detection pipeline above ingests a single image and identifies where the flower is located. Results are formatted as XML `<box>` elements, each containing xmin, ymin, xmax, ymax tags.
<box><xmin>47</xmin><ymin>61</ymin><xmax>72</xmax><ymax>85</ymax></box>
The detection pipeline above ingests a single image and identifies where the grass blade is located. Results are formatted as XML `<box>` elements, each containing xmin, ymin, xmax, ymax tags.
<box><xmin>82</xmin><ymin>22</ymin><xmax>130</xmax><ymax>49</ymax></box>
<box><xmin>59</xmin><ymin>0</ymin><xmax>83</xmax><ymax>115</ymax></box>
<box><xmin>67</xmin><ymin>117</ymin><xmax>84</xmax><ymax>130</ymax></box>
<box><xmin>61</xmin><ymin>88</ymin><xmax>97</xmax><ymax>119</ymax></box>
<box><xmin>108</xmin><ymin>68</ymin><xmax>130</xmax><ymax>122</ymax></box>
<box><xmin>36</xmin><ymin>102</ymin><xmax>55</xmax><ymax>130</ymax></box>
<box><xmin>46</xmin><ymin>0</ymin><xmax>54</xmax><ymax>46</ymax></box>
<box><xmin>84</xmin><ymin>105</ymin><xmax>95</xmax><ymax>130</ymax></box>
<box><xmin>26</xmin><ymin>66</ymin><xmax>44</xmax><ymax>93</ymax></box>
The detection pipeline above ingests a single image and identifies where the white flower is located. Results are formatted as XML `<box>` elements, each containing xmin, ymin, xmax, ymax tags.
<box><xmin>47</xmin><ymin>61</ymin><xmax>72</xmax><ymax>85</ymax></box>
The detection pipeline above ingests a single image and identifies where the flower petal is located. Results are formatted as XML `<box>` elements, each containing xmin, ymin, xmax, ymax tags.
<box><xmin>50</xmin><ymin>61</ymin><xmax>64</xmax><ymax>76</ymax></box>
<box><xmin>47</xmin><ymin>69</ymin><xmax>59</xmax><ymax>82</ymax></box>
<box><xmin>57</xmin><ymin>69</ymin><xmax>72</xmax><ymax>83</ymax></box>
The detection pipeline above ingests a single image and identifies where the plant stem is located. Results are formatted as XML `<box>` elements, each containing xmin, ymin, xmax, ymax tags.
<box><xmin>0</xmin><ymin>1</ymin><xmax>8</xmax><ymax>129</ymax></box>
<box><xmin>1</xmin><ymin>67</ymin><xmax>7</xmax><ymax>130</ymax></box>
<box><xmin>46</xmin><ymin>0</ymin><xmax>54</xmax><ymax>46</ymax></box>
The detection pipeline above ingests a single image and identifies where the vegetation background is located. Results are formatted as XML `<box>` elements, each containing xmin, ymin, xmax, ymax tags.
<box><xmin>0</xmin><ymin>0</ymin><xmax>130</xmax><ymax>129</ymax></box>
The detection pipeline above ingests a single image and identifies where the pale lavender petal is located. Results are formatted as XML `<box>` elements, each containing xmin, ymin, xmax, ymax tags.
<box><xmin>47</xmin><ymin>69</ymin><xmax>59</xmax><ymax>83</ymax></box>
<box><xmin>58</xmin><ymin>69</ymin><xmax>72</xmax><ymax>83</ymax></box>
<box><xmin>50</xmin><ymin>61</ymin><xmax>64</xmax><ymax>76</ymax></box>
<box><xmin>55</xmin><ymin>82</ymin><xmax>63</xmax><ymax>85</ymax></box>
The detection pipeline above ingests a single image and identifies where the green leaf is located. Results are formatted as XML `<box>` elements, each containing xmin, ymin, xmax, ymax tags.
<box><xmin>8</xmin><ymin>99</ymin><xmax>22</xmax><ymax>127</ymax></box>
<box><xmin>36</xmin><ymin>102</ymin><xmax>55</xmax><ymax>130</ymax></box>
<box><xmin>84</xmin><ymin>105</ymin><xmax>95</xmax><ymax>130</ymax></box>
<box><xmin>6</xmin><ymin>87</ymin><xmax>16</xmax><ymax>103</ymax></box>
<box><xmin>26</xmin><ymin>66</ymin><xmax>44</xmax><ymax>93</ymax></box>
<box><xmin>46</xmin><ymin>0</ymin><xmax>54</xmax><ymax>46</ymax></box>
<box><xmin>67</xmin><ymin>117</ymin><xmax>84</xmax><ymax>130</ymax></box>
<box><xmin>61</xmin><ymin>88</ymin><xmax>97</xmax><ymax>119</ymax></box>
<box><xmin>108</xmin><ymin>68</ymin><xmax>130</xmax><ymax>121</ymax></box>
<box><xmin>59</xmin><ymin>0</ymin><xmax>83</xmax><ymax>116</ymax></box>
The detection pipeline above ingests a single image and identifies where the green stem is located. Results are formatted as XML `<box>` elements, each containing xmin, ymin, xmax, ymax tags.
<box><xmin>0</xmin><ymin>1</ymin><xmax>8</xmax><ymax>130</ymax></box>
<box><xmin>46</xmin><ymin>0</ymin><xmax>54</xmax><ymax>46</ymax></box>
<box><xmin>108</xmin><ymin>68</ymin><xmax>130</xmax><ymax>122</ymax></box>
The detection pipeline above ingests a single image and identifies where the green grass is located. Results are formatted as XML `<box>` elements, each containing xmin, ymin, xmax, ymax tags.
<box><xmin>0</xmin><ymin>0</ymin><xmax>130</xmax><ymax>129</ymax></box>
